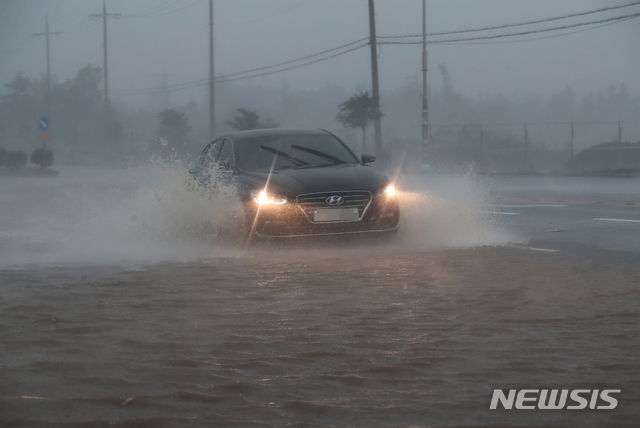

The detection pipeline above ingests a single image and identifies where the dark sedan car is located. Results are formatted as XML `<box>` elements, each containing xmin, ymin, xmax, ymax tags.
<box><xmin>190</xmin><ymin>128</ymin><xmax>399</xmax><ymax>238</ymax></box>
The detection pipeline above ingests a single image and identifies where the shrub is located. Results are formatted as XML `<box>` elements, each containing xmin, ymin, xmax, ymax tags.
<box><xmin>31</xmin><ymin>148</ymin><xmax>54</xmax><ymax>168</ymax></box>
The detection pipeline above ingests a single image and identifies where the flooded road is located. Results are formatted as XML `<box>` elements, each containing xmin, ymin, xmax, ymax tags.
<box><xmin>1</xmin><ymin>167</ymin><xmax>639</xmax><ymax>426</ymax></box>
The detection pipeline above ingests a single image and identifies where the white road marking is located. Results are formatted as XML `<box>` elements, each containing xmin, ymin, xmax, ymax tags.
<box><xmin>503</xmin><ymin>244</ymin><xmax>560</xmax><ymax>253</ymax></box>
<box><xmin>593</xmin><ymin>218</ymin><xmax>640</xmax><ymax>223</ymax></box>
<box><xmin>482</xmin><ymin>211</ymin><xmax>521</xmax><ymax>215</ymax></box>
<box><xmin>501</xmin><ymin>204</ymin><xmax>567</xmax><ymax>208</ymax></box>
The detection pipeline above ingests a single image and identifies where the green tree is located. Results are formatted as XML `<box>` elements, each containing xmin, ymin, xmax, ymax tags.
<box><xmin>336</xmin><ymin>90</ymin><xmax>382</xmax><ymax>152</ymax></box>
<box><xmin>225</xmin><ymin>108</ymin><xmax>278</xmax><ymax>131</ymax></box>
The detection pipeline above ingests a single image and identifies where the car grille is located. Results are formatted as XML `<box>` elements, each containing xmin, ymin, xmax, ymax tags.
<box><xmin>296</xmin><ymin>190</ymin><xmax>372</xmax><ymax>223</ymax></box>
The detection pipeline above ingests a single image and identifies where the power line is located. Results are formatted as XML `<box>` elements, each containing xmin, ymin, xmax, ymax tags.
<box><xmin>378</xmin><ymin>12</ymin><xmax>640</xmax><ymax>45</ymax></box>
<box><xmin>378</xmin><ymin>1</ymin><xmax>640</xmax><ymax>39</ymax></box>
<box><xmin>111</xmin><ymin>42</ymin><xmax>368</xmax><ymax>95</ymax></box>
<box><xmin>217</xmin><ymin>42</ymin><xmax>368</xmax><ymax>83</ymax></box>
<box><xmin>109</xmin><ymin>10</ymin><xmax>637</xmax><ymax>95</ymax></box>
<box><xmin>108</xmin><ymin>5</ymin><xmax>640</xmax><ymax>96</ymax></box>
<box><xmin>438</xmin><ymin>16</ymin><xmax>639</xmax><ymax>46</ymax></box>
<box><xmin>221</xmin><ymin>37</ymin><xmax>369</xmax><ymax>79</ymax></box>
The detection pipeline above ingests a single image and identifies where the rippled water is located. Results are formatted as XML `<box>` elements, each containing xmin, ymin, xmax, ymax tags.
<box><xmin>1</xmin><ymin>167</ymin><xmax>638</xmax><ymax>426</ymax></box>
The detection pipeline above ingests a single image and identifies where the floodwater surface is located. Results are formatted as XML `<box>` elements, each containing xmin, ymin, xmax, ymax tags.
<box><xmin>0</xmin><ymin>167</ymin><xmax>638</xmax><ymax>427</ymax></box>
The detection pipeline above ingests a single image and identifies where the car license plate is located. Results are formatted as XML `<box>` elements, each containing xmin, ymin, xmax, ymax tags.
<box><xmin>313</xmin><ymin>208</ymin><xmax>359</xmax><ymax>222</ymax></box>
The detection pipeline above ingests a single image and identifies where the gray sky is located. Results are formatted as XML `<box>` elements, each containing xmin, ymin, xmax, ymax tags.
<box><xmin>2</xmin><ymin>0</ymin><xmax>639</xmax><ymax>105</ymax></box>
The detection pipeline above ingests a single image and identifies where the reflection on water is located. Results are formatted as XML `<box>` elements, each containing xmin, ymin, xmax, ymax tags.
<box><xmin>1</xmin><ymin>247</ymin><xmax>638</xmax><ymax>426</ymax></box>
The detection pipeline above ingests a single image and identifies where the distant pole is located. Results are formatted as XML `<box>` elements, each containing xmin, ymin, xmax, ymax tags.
<box><xmin>479</xmin><ymin>123</ymin><xmax>484</xmax><ymax>173</ymax></box>
<box><xmin>45</xmin><ymin>17</ymin><xmax>52</xmax><ymax>116</ymax></box>
<box><xmin>162</xmin><ymin>69</ymin><xmax>169</xmax><ymax>109</ymax></box>
<box><xmin>570</xmin><ymin>121</ymin><xmax>574</xmax><ymax>158</ymax></box>
<box><xmin>618</xmin><ymin>120</ymin><xmax>622</xmax><ymax>143</ymax></box>
<box><xmin>209</xmin><ymin>0</ymin><xmax>215</xmax><ymax>139</ymax></box>
<box><xmin>34</xmin><ymin>17</ymin><xmax>60</xmax><ymax>118</ymax></box>
<box><xmin>89</xmin><ymin>0</ymin><xmax>120</xmax><ymax>114</ymax></box>
<box><xmin>421</xmin><ymin>0</ymin><xmax>430</xmax><ymax>170</ymax></box>
<box><xmin>523</xmin><ymin>122</ymin><xmax>528</xmax><ymax>172</ymax></box>
<box><xmin>618</xmin><ymin>120</ymin><xmax>623</xmax><ymax>169</ymax></box>
<box><xmin>368</xmin><ymin>0</ymin><xmax>382</xmax><ymax>156</ymax></box>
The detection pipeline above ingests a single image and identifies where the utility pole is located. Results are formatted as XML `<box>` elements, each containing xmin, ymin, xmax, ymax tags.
<box><xmin>618</xmin><ymin>120</ymin><xmax>622</xmax><ymax>143</ymax></box>
<box><xmin>34</xmin><ymin>16</ymin><xmax>60</xmax><ymax>118</ymax></box>
<box><xmin>90</xmin><ymin>0</ymin><xmax>120</xmax><ymax>114</ymax></box>
<box><xmin>523</xmin><ymin>122</ymin><xmax>528</xmax><ymax>172</ymax></box>
<box><xmin>479</xmin><ymin>124</ymin><xmax>484</xmax><ymax>173</ymax></box>
<box><xmin>368</xmin><ymin>0</ymin><xmax>382</xmax><ymax>156</ymax></box>
<box><xmin>421</xmin><ymin>0</ymin><xmax>430</xmax><ymax>170</ymax></box>
<box><xmin>569</xmin><ymin>121</ymin><xmax>574</xmax><ymax>158</ymax></box>
<box><xmin>209</xmin><ymin>0</ymin><xmax>215</xmax><ymax>139</ymax></box>
<box><xmin>162</xmin><ymin>69</ymin><xmax>169</xmax><ymax>110</ymax></box>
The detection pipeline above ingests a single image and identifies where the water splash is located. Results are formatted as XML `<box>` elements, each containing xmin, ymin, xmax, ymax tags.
<box><xmin>0</xmin><ymin>166</ymin><xmax>513</xmax><ymax>267</ymax></box>
<box><xmin>0</xmin><ymin>164</ymin><xmax>244</xmax><ymax>267</ymax></box>
<box><xmin>394</xmin><ymin>173</ymin><xmax>514</xmax><ymax>249</ymax></box>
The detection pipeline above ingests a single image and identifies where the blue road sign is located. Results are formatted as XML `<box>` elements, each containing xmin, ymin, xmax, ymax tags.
<box><xmin>38</xmin><ymin>117</ymin><xmax>49</xmax><ymax>131</ymax></box>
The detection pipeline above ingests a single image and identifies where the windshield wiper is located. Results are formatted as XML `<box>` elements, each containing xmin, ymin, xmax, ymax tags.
<box><xmin>290</xmin><ymin>144</ymin><xmax>346</xmax><ymax>164</ymax></box>
<box><xmin>293</xmin><ymin>163</ymin><xmax>339</xmax><ymax>169</ymax></box>
<box><xmin>260</xmin><ymin>146</ymin><xmax>309</xmax><ymax>166</ymax></box>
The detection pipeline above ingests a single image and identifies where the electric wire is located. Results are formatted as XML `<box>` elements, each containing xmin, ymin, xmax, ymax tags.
<box><xmin>378</xmin><ymin>12</ymin><xmax>640</xmax><ymax>45</ymax></box>
<box><xmin>221</xmin><ymin>37</ymin><xmax>369</xmax><ymax>78</ymax></box>
<box><xmin>438</xmin><ymin>16</ymin><xmax>638</xmax><ymax>46</ymax></box>
<box><xmin>378</xmin><ymin>1</ymin><xmax>640</xmax><ymax>39</ymax></box>
<box><xmin>111</xmin><ymin>42</ymin><xmax>368</xmax><ymax>95</ymax></box>
<box><xmin>217</xmin><ymin>42</ymin><xmax>368</xmax><ymax>83</ymax></box>
<box><xmin>51</xmin><ymin>2</ymin><xmax>640</xmax><ymax>96</ymax></box>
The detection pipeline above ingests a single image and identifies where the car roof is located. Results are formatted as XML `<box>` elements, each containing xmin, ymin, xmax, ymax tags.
<box><xmin>217</xmin><ymin>128</ymin><xmax>331</xmax><ymax>142</ymax></box>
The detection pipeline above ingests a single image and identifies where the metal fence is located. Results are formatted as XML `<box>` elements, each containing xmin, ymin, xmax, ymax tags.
<box><xmin>422</xmin><ymin>120</ymin><xmax>640</xmax><ymax>173</ymax></box>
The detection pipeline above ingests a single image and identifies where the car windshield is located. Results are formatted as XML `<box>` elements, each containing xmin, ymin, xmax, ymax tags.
<box><xmin>235</xmin><ymin>134</ymin><xmax>359</xmax><ymax>171</ymax></box>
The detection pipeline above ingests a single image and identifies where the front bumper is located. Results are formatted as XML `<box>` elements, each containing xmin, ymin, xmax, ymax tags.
<box><xmin>248</xmin><ymin>193</ymin><xmax>400</xmax><ymax>238</ymax></box>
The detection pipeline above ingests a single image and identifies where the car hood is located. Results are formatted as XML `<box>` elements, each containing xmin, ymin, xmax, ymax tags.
<box><xmin>238</xmin><ymin>164</ymin><xmax>388</xmax><ymax>197</ymax></box>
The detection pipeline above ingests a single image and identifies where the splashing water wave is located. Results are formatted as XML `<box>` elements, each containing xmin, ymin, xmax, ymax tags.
<box><xmin>0</xmin><ymin>166</ymin><xmax>513</xmax><ymax>267</ymax></box>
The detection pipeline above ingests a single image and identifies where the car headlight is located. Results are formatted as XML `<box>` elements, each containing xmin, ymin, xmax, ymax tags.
<box><xmin>377</xmin><ymin>185</ymin><xmax>396</xmax><ymax>197</ymax></box>
<box><xmin>251</xmin><ymin>190</ymin><xmax>287</xmax><ymax>205</ymax></box>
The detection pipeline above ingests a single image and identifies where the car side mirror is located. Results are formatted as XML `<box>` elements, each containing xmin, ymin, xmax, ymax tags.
<box><xmin>361</xmin><ymin>154</ymin><xmax>376</xmax><ymax>164</ymax></box>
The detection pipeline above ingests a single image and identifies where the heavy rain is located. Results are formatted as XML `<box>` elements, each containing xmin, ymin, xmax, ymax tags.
<box><xmin>1</xmin><ymin>1</ymin><xmax>640</xmax><ymax>426</ymax></box>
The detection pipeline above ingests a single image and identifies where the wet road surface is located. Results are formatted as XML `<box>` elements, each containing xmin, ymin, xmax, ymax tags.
<box><xmin>1</xmin><ymin>168</ymin><xmax>639</xmax><ymax>427</ymax></box>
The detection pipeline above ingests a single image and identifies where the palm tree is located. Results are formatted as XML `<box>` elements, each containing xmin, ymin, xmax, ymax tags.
<box><xmin>336</xmin><ymin>90</ymin><xmax>383</xmax><ymax>152</ymax></box>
